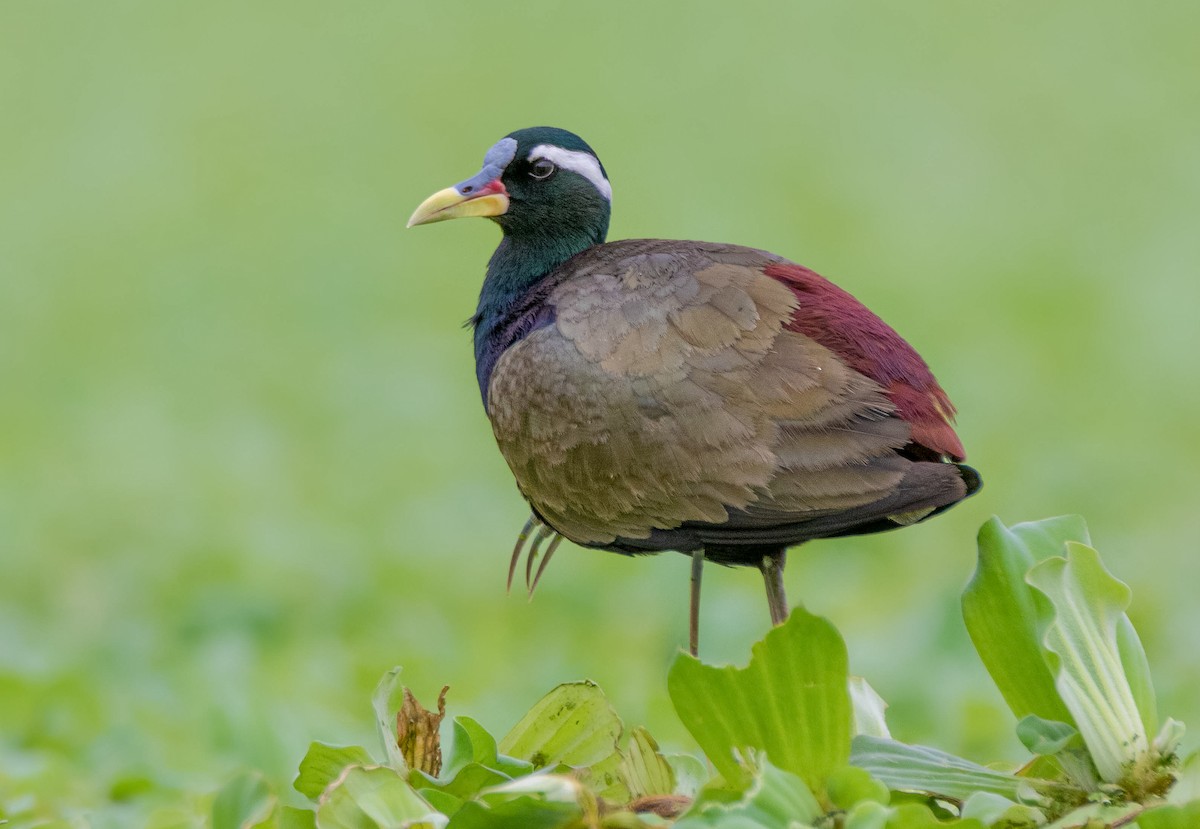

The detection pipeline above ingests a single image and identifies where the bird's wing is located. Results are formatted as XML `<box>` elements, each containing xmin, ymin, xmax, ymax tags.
<box><xmin>764</xmin><ymin>260</ymin><xmax>965</xmax><ymax>461</ymax></box>
<box><xmin>486</xmin><ymin>240</ymin><xmax>967</xmax><ymax>548</ymax></box>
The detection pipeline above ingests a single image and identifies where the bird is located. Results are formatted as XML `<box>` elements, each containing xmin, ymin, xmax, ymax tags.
<box><xmin>408</xmin><ymin>126</ymin><xmax>980</xmax><ymax>654</ymax></box>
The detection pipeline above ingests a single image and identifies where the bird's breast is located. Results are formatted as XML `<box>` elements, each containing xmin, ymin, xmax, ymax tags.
<box><xmin>486</xmin><ymin>321</ymin><xmax>779</xmax><ymax>547</ymax></box>
<box><xmin>484</xmin><ymin>262</ymin><xmax>803</xmax><ymax>546</ymax></box>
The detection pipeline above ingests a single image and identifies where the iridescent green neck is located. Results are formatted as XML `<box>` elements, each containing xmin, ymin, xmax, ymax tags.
<box><xmin>478</xmin><ymin>234</ymin><xmax>589</xmax><ymax>315</ymax></box>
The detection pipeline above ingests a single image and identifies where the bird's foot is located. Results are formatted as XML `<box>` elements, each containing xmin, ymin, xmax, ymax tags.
<box><xmin>506</xmin><ymin>515</ymin><xmax>564</xmax><ymax>598</ymax></box>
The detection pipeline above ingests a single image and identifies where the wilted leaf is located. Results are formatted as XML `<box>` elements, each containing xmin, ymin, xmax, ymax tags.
<box><xmin>668</xmin><ymin>607</ymin><xmax>851</xmax><ymax>797</ymax></box>
<box><xmin>397</xmin><ymin>686</ymin><xmax>448</xmax><ymax>777</ymax></box>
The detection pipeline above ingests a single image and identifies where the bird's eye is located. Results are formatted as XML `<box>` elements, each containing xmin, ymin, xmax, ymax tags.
<box><xmin>529</xmin><ymin>159</ymin><xmax>556</xmax><ymax>180</ymax></box>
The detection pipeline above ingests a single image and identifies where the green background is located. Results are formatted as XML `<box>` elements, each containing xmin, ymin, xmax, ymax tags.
<box><xmin>3</xmin><ymin>0</ymin><xmax>1198</xmax><ymax>818</ymax></box>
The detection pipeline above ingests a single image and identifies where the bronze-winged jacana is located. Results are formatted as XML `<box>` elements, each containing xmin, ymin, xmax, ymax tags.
<box><xmin>408</xmin><ymin>127</ymin><xmax>980</xmax><ymax>654</ymax></box>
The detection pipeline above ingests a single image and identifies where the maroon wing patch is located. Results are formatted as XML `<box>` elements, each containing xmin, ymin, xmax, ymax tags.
<box><xmin>763</xmin><ymin>262</ymin><xmax>965</xmax><ymax>462</ymax></box>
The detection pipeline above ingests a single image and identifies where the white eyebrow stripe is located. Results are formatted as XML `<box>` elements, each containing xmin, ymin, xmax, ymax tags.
<box><xmin>529</xmin><ymin>144</ymin><xmax>612</xmax><ymax>202</ymax></box>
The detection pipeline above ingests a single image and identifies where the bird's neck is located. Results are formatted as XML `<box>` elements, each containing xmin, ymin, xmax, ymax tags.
<box><xmin>472</xmin><ymin>232</ymin><xmax>599</xmax><ymax>407</ymax></box>
<box><xmin>479</xmin><ymin>233</ymin><xmax>597</xmax><ymax>314</ymax></box>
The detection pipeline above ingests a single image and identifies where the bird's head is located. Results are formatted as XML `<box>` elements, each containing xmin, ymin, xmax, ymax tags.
<box><xmin>408</xmin><ymin>127</ymin><xmax>611</xmax><ymax>246</ymax></box>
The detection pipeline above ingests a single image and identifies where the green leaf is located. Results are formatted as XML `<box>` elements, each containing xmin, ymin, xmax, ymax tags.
<box><xmin>957</xmin><ymin>791</ymin><xmax>1016</xmax><ymax>822</ymax></box>
<box><xmin>849</xmin><ymin>677</ymin><xmax>891</xmax><ymax>739</ymax></box>
<box><xmin>1139</xmin><ymin>801</ymin><xmax>1200</xmax><ymax>829</ymax></box>
<box><xmin>444</xmin><ymin>797</ymin><xmax>579</xmax><ymax>829</ymax></box>
<box><xmin>1014</xmin><ymin>715</ymin><xmax>1082</xmax><ymax>756</ymax></box>
<box><xmin>1117</xmin><ymin>613</ymin><xmax>1159</xmax><ymax>739</ymax></box>
<box><xmin>447</xmin><ymin>775</ymin><xmax>595</xmax><ymax>829</ymax></box>
<box><xmin>1168</xmin><ymin>750</ymin><xmax>1200</xmax><ymax>804</ymax></box>
<box><xmin>479</xmin><ymin>773</ymin><xmax>589</xmax><ymax>804</ymax></box>
<box><xmin>1026</xmin><ymin>542</ymin><xmax>1150</xmax><ymax>783</ymax></box>
<box><xmin>444</xmin><ymin>717</ymin><xmax>492</xmax><ymax>776</ymax></box>
<box><xmin>373</xmin><ymin>668</ymin><xmax>410</xmax><ymax>773</ymax></box>
<box><xmin>295</xmin><ymin>743</ymin><xmax>375</xmax><ymax>801</ymax></box>
<box><xmin>443</xmin><ymin>717</ymin><xmax>529</xmax><ymax>780</ymax></box>
<box><xmin>674</xmin><ymin>758</ymin><xmax>822</xmax><ymax>829</ymax></box>
<box><xmin>315</xmin><ymin>766</ymin><xmax>443</xmax><ymax>829</ymax></box>
<box><xmin>498</xmin><ymin>681</ymin><xmax>623</xmax><ymax>770</ymax></box>
<box><xmin>423</xmin><ymin>716</ymin><xmax>531</xmax><ymax>802</ymax></box>
<box><xmin>842</xmin><ymin>801</ymin><xmax>891</xmax><ymax>829</ymax></box>
<box><xmin>825</xmin><ymin>766</ymin><xmax>889</xmax><ymax>810</ymax></box>
<box><xmin>667</xmin><ymin>607</ymin><xmax>851</xmax><ymax>797</ymax></box>
<box><xmin>1154</xmin><ymin>717</ymin><xmax>1186</xmax><ymax>758</ymax></box>
<box><xmin>414</xmin><ymin>788</ymin><xmax>462</xmax><ymax>818</ymax></box>
<box><xmin>577</xmin><ymin>748</ymin><xmax>630</xmax><ymax>802</ymax></box>
<box><xmin>960</xmin><ymin>791</ymin><xmax>1045</xmax><ymax>826</ymax></box>
<box><xmin>619</xmin><ymin>726</ymin><xmax>676</xmax><ymax>799</ymax></box>
<box><xmin>280</xmin><ymin>807</ymin><xmax>318</xmax><ymax>829</ymax></box>
<box><xmin>1043</xmin><ymin>800</ymin><xmax>1142</xmax><ymax>828</ymax></box>
<box><xmin>666</xmin><ymin>753</ymin><xmax>709</xmax><ymax>799</ymax></box>
<box><xmin>144</xmin><ymin>806</ymin><xmax>208</xmax><ymax>829</ymax></box>
<box><xmin>418</xmin><ymin>763</ymin><xmax>510</xmax><ymax>800</ymax></box>
<box><xmin>842</xmin><ymin>799</ymin><xmax>987</xmax><ymax>829</ymax></box>
<box><xmin>849</xmin><ymin>735</ymin><xmax>1050</xmax><ymax>803</ymax></box>
<box><xmin>962</xmin><ymin>516</ymin><xmax>1082</xmax><ymax>728</ymax></box>
<box><xmin>212</xmin><ymin>772</ymin><xmax>277</xmax><ymax>829</ymax></box>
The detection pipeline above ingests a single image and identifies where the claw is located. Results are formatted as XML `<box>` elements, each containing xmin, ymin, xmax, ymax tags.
<box><xmin>507</xmin><ymin>516</ymin><xmax>538</xmax><ymax>593</ymax></box>
<box><xmin>528</xmin><ymin>533</ymin><xmax>563</xmax><ymax>598</ymax></box>
<box><xmin>524</xmin><ymin>524</ymin><xmax>554</xmax><ymax>597</ymax></box>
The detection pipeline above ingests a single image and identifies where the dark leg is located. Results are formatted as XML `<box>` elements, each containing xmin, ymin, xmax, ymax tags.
<box><xmin>689</xmin><ymin>550</ymin><xmax>704</xmax><ymax>656</ymax></box>
<box><xmin>760</xmin><ymin>548</ymin><xmax>789</xmax><ymax>626</ymax></box>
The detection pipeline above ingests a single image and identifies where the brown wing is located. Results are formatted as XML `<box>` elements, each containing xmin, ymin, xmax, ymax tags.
<box><xmin>486</xmin><ymin>240</ymin><xmax>967</xmax><ymax>551</ymax></box>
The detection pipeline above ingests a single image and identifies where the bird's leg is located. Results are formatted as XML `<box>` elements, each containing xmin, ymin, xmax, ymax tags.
<box><xmin>760</xmin><ymin>549</ymin><xmax>789</xmax><ymax>626</ymax></box>
<box><xmin>689</xmin><ymin>550</ymin><xmax>704</xmax><ymax>656</ymax></box>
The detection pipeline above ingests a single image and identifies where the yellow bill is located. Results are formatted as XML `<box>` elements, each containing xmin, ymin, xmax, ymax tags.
<box><xmin>407</xmin><ymin>186</ymin><xmax>510</xmax><ymax>228</ymax></box>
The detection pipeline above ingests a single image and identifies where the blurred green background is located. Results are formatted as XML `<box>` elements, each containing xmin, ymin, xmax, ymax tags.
<box><xmin>3</xmin><ymin>0</ymin><xmax>1198</xmax><ymax>819</ymax></box>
